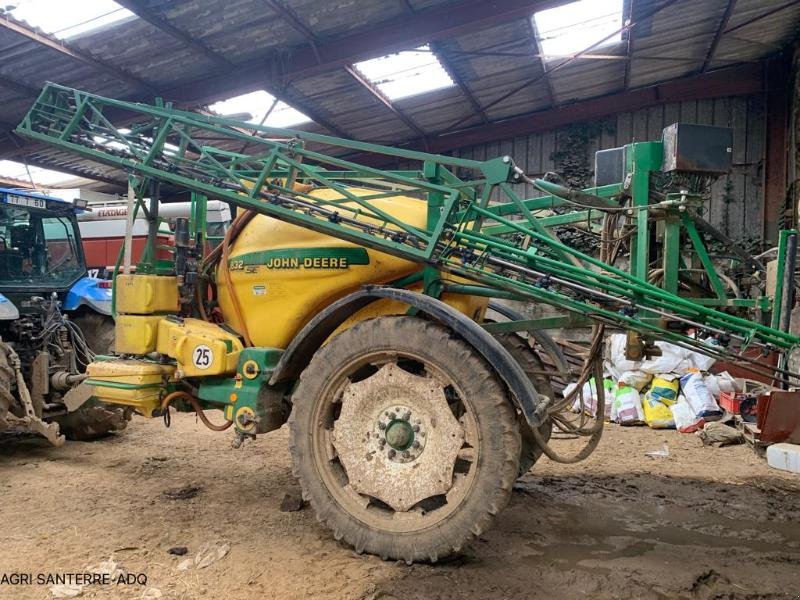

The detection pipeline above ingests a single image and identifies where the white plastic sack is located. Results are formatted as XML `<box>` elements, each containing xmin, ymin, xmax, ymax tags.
<box><xmin>679</xmin><ymin>372</ymin><xmax>722</xmax><ymax>418</ymax></box>
<box><xmin>704</xmin><ymin>371</ymin><xmax>738</xmax><ymax>398</ymax></box>
<box><xmin>618</xmin><ymin>370</ymin><xmax>652</xmax><ymax>392</ymax></box>
<box><xmin>686</xmin><ymin>347</ymin><xmax>716</xmax><ymax>372</ymax></box>
<box><xmin>605</xmin><ymin>334</ymin><xmax>641</xmax><ymax>373</ymax></box>
<box><xmin>639</xmin><ymin>341</ymin><xmax>684</xmax><ymax>374</ymax></box>
<box><xmin>670</xmin><ymin>396</ymin><xmax>704</xmax><ymax>432</ymax></box>
<box><xmin>613</xmin><ymin>385</ymin><xmax>644</xmax><ymax>425</ymax></box>
<box><xmin>567</xmin><ymin>378</ymin><xmax>614</xmax><ymax>418</ymax></box>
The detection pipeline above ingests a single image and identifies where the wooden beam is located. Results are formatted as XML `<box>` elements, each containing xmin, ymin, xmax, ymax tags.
<box><xmin>0</xmin><ymin>175</ymin><xmax>34</xmax><ymax>189</ymax></box>
<box><xmin>763</xmin><ymin>54</ymin><xmax>791</xmax><ymax>244</ymax></box>
<box><xmin>0</xmin><ymin>14</ymin><xmax>156</xmax><ymax>95</ymax></box>
<box><xmin>702</xmin><ymin>0</ymin><xmax>737</xmax><ymax>73</ymax></box>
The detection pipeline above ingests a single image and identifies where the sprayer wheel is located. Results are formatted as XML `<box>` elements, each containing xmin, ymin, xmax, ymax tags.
<box><xmin>494</xmin><ymin>332</ymin><xmax>554</xmax><ymax>477</ymax></box>
<box><xmin>289</xmin><ymin>316</ymin><xmax>520</xmax><ymax>563</ymax></box>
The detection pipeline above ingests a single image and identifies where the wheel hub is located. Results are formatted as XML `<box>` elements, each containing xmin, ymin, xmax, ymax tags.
<box><xmin>384</xmin><ymin>419</ymin><xmax>413</xmax><ymax>450</ymax></box>
<box><xmin>332</xmin><ymin>363</ymin><xmax>464</xmax><ymax>512</ymax></box>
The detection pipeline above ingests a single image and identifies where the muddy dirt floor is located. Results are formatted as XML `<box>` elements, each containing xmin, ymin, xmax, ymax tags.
<box><xmin>1</xmin><ymin>414</ymin><xmax>800</xmax><ymax>600</ymax></box>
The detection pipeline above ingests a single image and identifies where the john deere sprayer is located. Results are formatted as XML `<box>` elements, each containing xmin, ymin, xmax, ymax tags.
<box><xmin>15</xmin><ymin>83</ymin><xmax>799</xmax><ymax>562</ymax></box>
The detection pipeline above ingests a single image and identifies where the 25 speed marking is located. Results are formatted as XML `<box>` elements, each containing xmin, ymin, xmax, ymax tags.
<box><xmin>192</xmin><ymin>345</ymin><xmax>214</xmax><ymax>370</ymax></box>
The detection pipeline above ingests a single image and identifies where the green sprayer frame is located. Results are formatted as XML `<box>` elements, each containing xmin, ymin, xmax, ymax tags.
<box><xmin>15</xmin><ymin>83</ymin><xmax>800</xmax><ymax>383</ymax></box>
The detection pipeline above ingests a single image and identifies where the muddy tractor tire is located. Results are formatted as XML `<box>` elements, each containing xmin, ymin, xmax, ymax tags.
<box><xmin>494</xmin><ymin>332</ymin><xmax>554</xmax><ymax>477</ymax></box>
<box><xmin>71</xmin><ymin>311</ymin><xmax>116</xmax><ymax>356</ymax></box>
<box><xmin>55</xmin><ymin>401</ymin><xmax>128</xmax><ymax>441</ymax></box>
<box><xmin>0</xmin><ymin>343</ymin><xmax>14</xmax><ymax>432</ymax></box>
<box><xmin>289</xmin><ymin>316</ymin><xmax>520</xmax><ymax>563</ymax></box>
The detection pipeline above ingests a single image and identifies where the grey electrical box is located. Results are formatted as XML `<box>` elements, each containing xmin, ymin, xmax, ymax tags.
<box><xmin>661</xmin><ymin>123</ymin><xmax>733</xmax><ymax>174</ymax></box>
<box><xmin>594</xmin><ymin>146</ymin><xmax>626</xmax><ymax>187</ymax></box>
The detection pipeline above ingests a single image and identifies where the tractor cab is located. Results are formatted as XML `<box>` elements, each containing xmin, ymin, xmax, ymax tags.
<box><xmin>0</xmin><ymin>188</ymin><xmax>110</xmax><ymax>315</ymax></box>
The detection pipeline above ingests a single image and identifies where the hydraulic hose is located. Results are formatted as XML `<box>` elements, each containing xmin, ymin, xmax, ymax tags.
<box><xmin>160</xmin><ymin>390</ymin><xmax>233</xmax><ymax>431</ymax></box>
<box><xmin>524</xmin><ymin>212</ymin><xmax>623</xmax><ymax>464</ymax></box>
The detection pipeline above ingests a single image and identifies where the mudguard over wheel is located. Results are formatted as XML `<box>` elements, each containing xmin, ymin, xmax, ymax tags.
<box><xmin>494</xmin><ymin>332</ymin><xmax>554</xmax><ymax>476</ymax></box>
<box><xmin>289</xmin><ymin>316</ymin><xmax>520</xmax><ymax>563</ymax></box>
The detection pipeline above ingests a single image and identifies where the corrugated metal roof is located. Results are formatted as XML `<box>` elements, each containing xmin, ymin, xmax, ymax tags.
<box><xmin>0</xmin><ymin>0</ymin><xmax>797</xmax><ymax>189</ymax></box>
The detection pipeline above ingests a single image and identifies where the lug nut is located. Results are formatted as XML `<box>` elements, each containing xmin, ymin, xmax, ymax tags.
<box><xmin>402</xmin><ymin>411</ymin><xmax>411</xmax><ymax>421</ymax></box>
<box><xmin>413</xmin><ymin>425</ymin><xmax>420</xmax><ymax>432</ymax></box>
<box><xmin>402</xmin><ymin>451</ymin><xmax>410</xmax><ymax>458</ymax></box>
<box><xmin>388</xmin><ymin>449</ymin><xmax>396</xmax><ymax>458</ymax></box>
<box><xmin>412</xmin><ymin>441</ymin><xmax>420</xmax><ymax>449</ymax></box>
<box><xmin>379</xmin><ymin>439</ymin><xmax>386</xmax><ymax>448</ymax></box>
<box><xmin>378</xmin><ymin>421</ymin><xmax>386</xmax><ymax>430</ymax></box>
<box><xmin>388</xmin><ymin>412</ymin><xmax>396</xmax><ymax>420</ymax></box>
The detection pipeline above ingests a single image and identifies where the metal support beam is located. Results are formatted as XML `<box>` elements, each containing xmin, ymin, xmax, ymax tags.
<box><xmin>527</xmin><ymin>18</ymin><xmax>556</xmax><ymax>107</ymax></box>
<box><xmin>623</xmin><ymin>0</ymin><xmax>636</xmax><ymax>89</ymax></box>
<box><xmin>441</xmin><ymin>0</ymin><xmax>681</xmax><ymax>134</ymax></box>
<box><xmin>430</xmin><ymin>42</ymin><xmax>490</xmax><ymax>125</ymax></box>
<box><xmin>394</xmin><ymin>0</ymin><xmax>489</xmax><ymax>126</ymax></box>
<box><xmin>110</xmin><ymin>0</ymin><xmax>347</xmax><ymax>138</ymax></box>
<box><xmin>344</xmin><ymin>65</ymin><xmax>428</xmax><ymax>140</ymax></box>
<box><xmin>262</xmin><ymin>0</ymin><xmax>420</xmax><ymax>138</ymax></box>
<box><xmin>115</xmin><ymin>0</ymin><xmax>229</xmax><ymax>68</ymax></box>
<box><xmin>702</xmin><ymin>0</ymin><xmax>737</xmax><ymax>73</ymax></box>
<box><xmin>0</xmin><ymin>14</ymin><xmax>156</xmax><ymax>95</ymax></box>
<box><xmin>349</xmin><ymin>63</ymin><xmax>763</xmax><ymax>164</ymax></box>
<box><xmin>161</xmin><ymin>0</ymin><xmax>570</xmax><ymax>105</ymax></box>
<box><xmin>261</xmin><ymin>0</ymin><xmax>321</xmax><ymax>62</ymax></box>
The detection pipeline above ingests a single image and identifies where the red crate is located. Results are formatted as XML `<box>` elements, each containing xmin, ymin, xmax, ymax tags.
<box><xmin>719</xmin><ymin>391</ymin><xmax>748</xmax><ymax>414</ymax></box>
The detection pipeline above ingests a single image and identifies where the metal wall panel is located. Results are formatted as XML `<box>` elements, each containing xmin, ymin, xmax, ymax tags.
<box><xmin>452</xmin><ymin>93</ymin><xmax>766</xmax><ymax>242</ymax></box>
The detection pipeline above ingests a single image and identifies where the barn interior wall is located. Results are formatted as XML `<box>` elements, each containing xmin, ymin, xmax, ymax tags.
<box><xmin>449</xmin><ymin>94</ymin><xmax>767</xmax><ymax>248</ymax></box>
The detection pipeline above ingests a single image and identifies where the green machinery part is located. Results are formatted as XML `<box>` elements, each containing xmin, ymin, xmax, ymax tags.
<box><xmin>14</xmin><ymin>83</ymin><xmax>800</xmax><ymax>384</ymax></box>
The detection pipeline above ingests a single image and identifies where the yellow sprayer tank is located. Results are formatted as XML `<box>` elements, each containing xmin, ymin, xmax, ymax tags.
<box><xmin>216</xmin><ymin>188</ymin><xmax>487</xmax><ymax>348</ymax></box>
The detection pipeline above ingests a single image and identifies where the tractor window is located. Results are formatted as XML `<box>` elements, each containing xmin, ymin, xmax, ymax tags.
<box><xmin>0</xmin><ymin>207</ymin><xmax>84</xmax><ymax>288</ymax></box>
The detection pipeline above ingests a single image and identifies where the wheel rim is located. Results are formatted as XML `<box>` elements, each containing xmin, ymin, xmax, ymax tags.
<box><xmin>310</xmin><ymin>350</ymin><xmax>480</xmax><ymax>533</ymax></box>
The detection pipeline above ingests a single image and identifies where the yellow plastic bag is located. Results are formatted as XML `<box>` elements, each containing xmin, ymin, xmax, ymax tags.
<box><xmin>643</xmin><ymin>374</ymin><xmax>679</xmax><ymax>428</ymax></box>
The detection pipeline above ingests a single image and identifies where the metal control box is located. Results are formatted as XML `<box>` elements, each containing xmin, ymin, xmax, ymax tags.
<box><xmin>661</xmin><ymin>123</ymin><xmax>733</xmax><ymax>174</ymax></box>
<box><xmin>594</xmin><ymin>146</ymin><xmax>626</xmax><ymax>187</ymax></box>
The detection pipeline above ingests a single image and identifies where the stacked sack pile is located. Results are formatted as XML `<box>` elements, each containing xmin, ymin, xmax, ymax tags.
<box><xmin>566</xmin><ymin>333</ymin><xmax>742</xmax><ymax>432</ymax></box>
